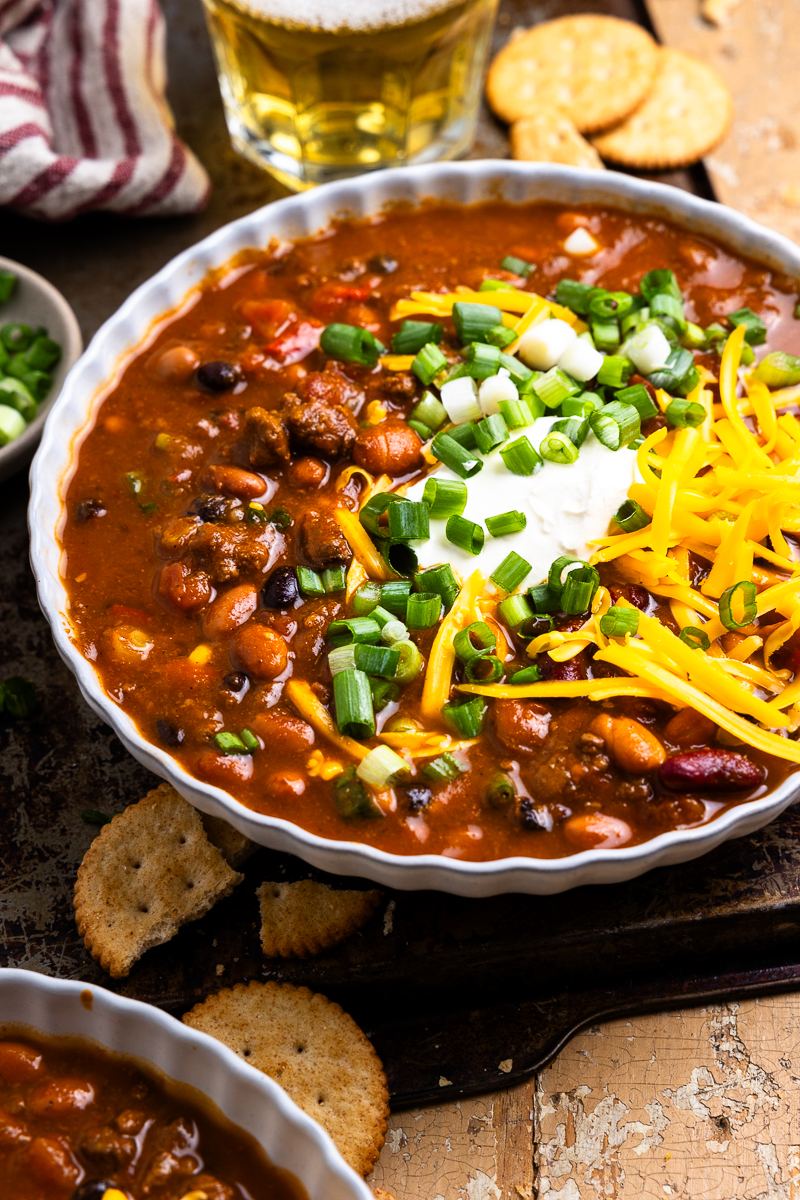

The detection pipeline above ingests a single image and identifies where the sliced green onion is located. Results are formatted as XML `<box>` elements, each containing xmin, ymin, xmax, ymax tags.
<box><xmin>359</xmin><ymin>491</ymin><xmax>401</xmax><ymax>536</ymax></box>
<box><xmin>562</xmin><ymin>393</ymin><xmax>604</xmax><ymax>418</ymax></box>
<box><xmin>509</xmin><ymin>664</ymin><xmax>542</xmax><ymax>684</ymax></box>
<box><xmin>446</xmin><ymin>514</ymin><xmax>484</xmax><ymax>555</ymax></box>
<box><xmin>719</xmin><ymin>580</ymin><xmax>758</xmax><ymax>630</ymax></box>
<box><xmin>410</xmin><ymin>391</ymin><xmax>447</xmax><ymax>431</ymax></box>
<box><xmin>387</xmin><ymin>499</ymin><xmax>430</xmax><ymax>542</ymax></box>
<box><xmin>498</xmin><ymin>593</ymin><xmax>534</xmax><ymax>629</ymax></box>
<box><xmin>551</xmin><ymin>417</ymin><xmax>590</xmax><ymax>447</ymax></box>
<box><xmin>613</xmin><ymin>498</ymin><xmax>651</xmax><ymax>533</ymax></box>
<box><xmin>679</xmin><ymin>626</ymin><xmax>711</xmax><ymax>651</ymax></box>
<box><xmin>321</xmin><ymin>565</ymin><xmax>346</xmax><ymax>593</ymax></box>
<box><xmin>0</xmin><ymin>377</ymin><xmax>36</xmax><ymax>422</ymax></box>
<box><xmin>474</xmin><ymin>412</ymin><xmax>509</xmax><ymax>454</ymax></box>
<box><xmin>491</xmin><ymin>552</ymin><xmax>532</xmax><ymax>593</ymax></box>
<box><xmin>333</xmin><ymin>669</ymin><xmax>375</xmax><ymax>738</ymax></box>
<box><xmin>498</xmin><ymin>397</ymin><xmax>535</xmax><ymax>428</ymax></box>
<box><xmin>484</xmin><ymin>324</ymin><xmax>518</xmax><ymax>350</ymax></box>
<box><xmin>599</xmin><ymin>606</ymin><xmax>640</xmax><ymax>637</ymax></box>
<box><xmin>591</xmin><ymin>320</ymin><xmax>621</xmax><ymax>353</ymax></box>
<box><xmin>465</xmin><ymin>655</ymin><xmax>503</xmax><ymax>683</ymax></box>
<box><xmin>430</xmin><ymin>431</ymin><xmax>483</xmax><ymax>479</ymax></box>
<box><xmin>321</xmin><ymin>323</ymin><xmax>381</xmax><ymax>366</ymax></box>
<box><xmin>480</xmin><ymin>279</ymin><xmax>518</xmax><ymax>292</ymax></box>
<box><xmin>501</xmin><ymin>254</ymin><xmax>534</xmax><ymax>277</ymax></box>
<box><xmin>452</xmin><ymin>302</ymin><xmax>503</xmax><ymax>344</ymax></box>
<box><xmin>548</xmin><ymin>555</ymin><xmax>585</xmax><ymax>594</ymax></box>
<box><xmin>681</xmin><ymin>322</ymin><xmax>706</xmax><ymax>350</ymax></box>
<box><xmin>615</xmin><ymin>383</ymin><xmax>658</xmax><ymax>420</ymax></box>
<box><xmin>328</xmin><ymin>645</ymin><xmax>357</xmax><ymax>675</ymax></box>
<box><xmin>555</xmin><ymin>279</ymin><xmax>594</xmax><ymax>315</ymax></box>
<box><xmin>640</xmin><ymin>269</ymin><xmax>682</xmax><ymax>303</ymax></box>
<box><xmin>124</xmin><ymin>470</ymin><xmax>144</xmax><ymax>495</ymax></box>
<box><xmin>561</xmin><ymin>565</ymin><xmax>599</xmax><ymax>614</ymax></box>
<box><xmin>499</xmin><ymin>352</ymin><xmax>535</xmax><ymax>388</ymax></box>
<box><xmin>540</xmin><ymin>430</ymin><xmax>579</xmax><ymax>464</ymax></box>
<box><xmin>0</xmin><ymin>270</ymin><xmax>16</xmax><ymax>304</ymax></box>
<box><xmin>370</xmin><ymin>678</ymin><xmax>400</xmax><ymax>710</ymax></box>
<box><xmin>140</xmin><ymin>501</ymin><xmax>158</xmax><ymax>515</ymax></box>
<box><xmin>370</xmin><ymin>605</ymin><xmax>397</xmax><ymax>630</ymax></box>
<box><xmin>589</xmin><ymin>400</ymin><xmax>640</xmax><ymax>450</ymax></box>
<box><xmin>380</xmin><ymin>580</ymin><xmax>412</xmax><ymax>618</ymax></box>
<box><xmin>650</xmin><ymin>292</ymin><xmax>686</xmax><ymax>331</ymax></box>
<box><xmin>240</xmin><ymin>728</ymin><xmax>260</xmax><ymax>752</ymax></box>
<box><xmin>384</xmin><ymin>541</ymin><xmax>418</xmax><ymax>575</ymax></box>
<box><xmin>297</xmin><ymin>566</ymin><xmax>325</xmax><ymax>598</ymax></box>
<box><xmin>448</xmin><ymin>422</ymin><xmax>478</xmax><ymax>451</ymax></box>
<box><xmin>415</xmin><ymin>564</ymin><xmax>459</xmax><ymax>612</ymax></box>
<box><xmin>465</xmin><ymin>342</ymin><xmax>502</xmax><ymax>379</ymax></box>
<box><xmin>485</xmin><ymin>509</ymin><xmax>527</xmax><ymax>536</ymax></box>
<box><xmin>705</xmin><ymin>322</ymin><xmax>728</xmax><ymax>345</ymax></box>
<box><xmin>596</xmin><ymin>355</ymin><xmax>633</xmax><ymax>389</ymax></box>
<box><xmin>391</xmin><ymin>320</ymin><xmax>444</xmax><ymax>354</ymax></box>
<box><xmin>328</xmin><ymin>617</ymin><xmax>381</xmax><ymax>647</ymax></box>
<box><xmin>621</xmin><ymin>306</ymin><xmax>649</xmax><ymax>337</ymax></box>
<box><xmin>487</xmin><ymin>773</ymin><xmax>516</xmax><ymax>808</ymax></box>
<box><xmin>753</xmin><ymin>352</ymin><xmax>800</xmax><ymax>388</ymax></box>
<box><xmin>408</xmin><ymin>419</ymin><xmax>432</xmax><ymax>441</ymax></box>
<box><xmin>728</xmin><ymin>307</ymin><xmax>767</xmax><ymax>345</ymax></box>
<box><xmin>412</xmin><ymin>342</ymin><xmax>448</xmax><ymax>385</ymax></box>
<box><xmin>588</xmin><ymin>291</ymin><xmax>635</xmax><ymax>321</ymax></box>
<box><xmin>381</xmin><ymin>618</ymin><xmax>408</xmax><ymax>645</ymax></box>
<box><xmin>353</xmin><ymin>643</ymin><xmax>401</xmax><ymax>677</ymax></box>
<box><xmin>0</xmin><ymin>323</ymin><xmax>34</xmax><ymax>352</ymax></box>
<box><xmin>214</xmin><ymin>731</ymin><xmax>250</xmax><ymax>755</ymax></box>
<box><xmin>533</xmin><ymin>366</ymin><xmax>581</xmax><ymax>409</ymax></box>
<box><xmin>407</xmin><ymin>592</ymin><xmax>441</xmax><ymax>629</ymax></box>
<box><xmin>528</xmin><ymin>583</ymin><xmax>561</xmax><ymax>613</ymax></box>
<box><xmin>352</xmin><ymin>582</ymin><xmax>383</xmax><ymax>616</ymax></box>
<box><xmin>501</xmin><ymin>435</ymin><xmax>542</xmax><ymax>476</ymax></box>
<box><xmin>422</xmin><ymin>753</ymin><xmax>463</xmax><ymax>782</ymax></box>
<box><xmin>394</xmin><ymin>639</ymin><xmax>424</xmax><ymax>683</ymax></box>
<box><xmin>334</xmin><ymin>766</ymin><xmax>382</xmax><ymax>819</ymax></box>
<box><xmin>665</xmin><ymin>398</ymin><xmax>705</xmax><ymax>428</ymax></box>
<box><xmin>356</xmin><ymin>744</ymin><xmax>409</xmax><ymax>787</ymax></box>
<box><xmin>443</xmin><ymin>696</ymin><xmax>487</xmax><ymax>737</ymax></box>
<box><xmin>422</xmin><ymin>477</ymin><xmax>468</xmax><ymax>519</ymax></box>
<box><xmin>647</xmin><ymin>345</ymin><xmax>696</xmax><ymax>394</ymax></box>
<box><xmin>453</xmin><ymin>621</ymin><xmax>496</xmax><ymax>663</ymax></box>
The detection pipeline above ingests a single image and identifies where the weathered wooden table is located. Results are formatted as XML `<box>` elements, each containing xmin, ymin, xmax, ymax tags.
<box><xmin>3</xmin><ymin>0</ymin><xmax>800</xmax><ymax>1195</ymax></box>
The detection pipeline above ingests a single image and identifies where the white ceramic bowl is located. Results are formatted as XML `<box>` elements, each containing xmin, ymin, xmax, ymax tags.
<box><xmin>29</xmin><ymin>161</ymin><xmax>800</xmax><ymax>896</ymax></box>
<box><xmin>0</xmin><ymin>255</ymin><xmax>82</xmax><ymax>482</ymax></box>
<box><xmin>0</xmin><ymin>967</ymin><xmax>371</xmax><ymax>1200</ymax></box>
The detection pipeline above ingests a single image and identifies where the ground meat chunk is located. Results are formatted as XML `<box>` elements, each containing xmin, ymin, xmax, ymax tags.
<box><xmin>243</xmin><ymin>405</ymin><xmax>290</xmax><ymax>467</ymax></box>
<box><xmin>288</xmin><ymin>400</ymin><xmax>357</xmax><ymax>459</ymax></box>
<box><xmin>189</xmin><ymin>523</ymin><xmax>278</xmax><ymax>582</ymax></box>
<box><xmin>297</xmin><ymin>364</ymin><xmax>365</xmax><ymax>411</ymax></box>
<box><xmin>298</xmin><ymin>508</ymin><xmax>351</xmax><ymax>568</ymax></box>
<box><xmin>379</xmin><ymin>372</ymin><xmax>417</xmax><ymax>397</ymax></box>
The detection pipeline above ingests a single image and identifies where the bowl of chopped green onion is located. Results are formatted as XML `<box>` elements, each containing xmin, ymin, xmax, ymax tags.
<box><xmin>0</xmin><ymin>257</ymin><xmax>82</xmax><ymax>482</ymax></box>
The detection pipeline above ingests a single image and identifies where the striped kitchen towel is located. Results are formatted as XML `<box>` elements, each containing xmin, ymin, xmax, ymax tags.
<box><xmin>0</xmin><ymin>0</ymin><xmax>210</xmax><ymax>219</ymax></box>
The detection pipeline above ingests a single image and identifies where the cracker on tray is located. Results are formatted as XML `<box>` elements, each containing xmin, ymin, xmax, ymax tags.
<box><xmin>201</xmin><ymin>809</ymin><xmax>259</xmax><ymax>869</ymax></box>
<box><xmin>486</xmin><ymin>15</ymin><xmax>658</xmax><ymax>132</ymax></box>
<box><xmin>510</xmin><ymin>110</ymin><xmax>605</xmax><ymax>169</ymax></box>
<box><xmin>75</xmin><ymin>783</ymin><xmax>243</xmax><ymax>978</ymax></box>
<box><xmin>183</xmin><ymin>981</ymin><xmax>389</xmax><ymax>1176</ymax></box>
<box><xmin>258</xmin><ymin>879</ymin><xmax>383</xmax><ymax>958</ymax></box>
<box><xmin>591</xmin><ymin>48</ymin><xmax>732</xmax><ymax>169</ymax></box>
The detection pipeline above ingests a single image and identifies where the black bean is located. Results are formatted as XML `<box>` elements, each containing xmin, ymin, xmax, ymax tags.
<box><xmin>156</xmin><ymin>719</ymin><xmax>185</xmax><ymax>746</ymax></box>
<box><xmin>196</xmin><ymin>361</ymin><xmax>240</xmax><ymax>392</ymax></box>
<box><xmin>72</xmin><ymin>1182</ymin><xmax>117</xmax><ymax>1200</ymax></box>
<box><xmin>76</xmin><ymin>499</ymin><xmax>106</xmax><ymax>521</ymax></box>
<box><xmin>261</xmin><ymin>565</ymin><xmax>299</xmax><ymax>609</ymax></box>
<box><xmin>222</xmin><ymin>671</ymin><xmax>248</xmax><ymax>693</ymax></box>
<box><xmin>402</xmin><ymin>785</ymin><xmax>432</xmax><ymax>812</ymax></box>
<box><xmin>518</xmin><ymin>799</ymin><xmax>548</xmax><ymax>831</ymax></box>
<box><xmin>368</xmin><ymin>254</ymin><xmax>399</xmax><ymax>274</ymax></box>
<box><xmin>188</xmin><ymin>493</ymin><xmax>230</xmax><ymax>523</ymax></box>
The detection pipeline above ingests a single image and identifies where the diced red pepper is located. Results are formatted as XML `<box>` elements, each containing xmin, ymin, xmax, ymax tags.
<box><xmin>264</xmin><ymin>319</ymin><xmax>323</xmax><ymax>364</ymax></box>
<box><xmin>307</xmin><ymin>282</ymin><xmax>371</xmax><ymax>320</ymax></box>
<box><xmin>239</xmin><ymin>298</ymin><xmax>297</xmax><ymax>340</ymax></box>
<box><xmin>109</xmin><ymin>604</ymin><xmax>150</xmax><ymax>625</ymax></box>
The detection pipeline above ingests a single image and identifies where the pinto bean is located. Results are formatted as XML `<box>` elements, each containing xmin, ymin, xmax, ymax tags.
<box><xmin>157</xmin><ymin>561</ymin><xmax>212</xmax><ymax>614</ymax></box>
<box><xmin>233</xmin><ymin>624</ymin><xmax>288</xmax><ymax>679</ymax></box>
<box><xmin>201</xmin><ymin>464</ymin><xmax>266</xmax><ymax>500</ymax></box>
<box><xmin>659</xmin><ymin>748</ymin><xmax>764</xmax><ymax>792</ymax></box>
<box><xmin>0</xmin><ymin>1042</ymin><xmax>42</xmax><ymax>1082</ymax></box>
<box><xmin>0</xmin><ymin>1107</ymin><xmax>30</xmax><ymax>1146</ymax></box>
<box><xmin>196</xmin><ymin>750</ymin><xmax>254</xmax><ymax>786</ymax></box>
<box><xmin>287</xmin><ymin>456</ymin><xmax>328</xmax><ymax>488</ymax></box>
<box><xmin>663</xmin><ymin>707</ymin><xmax>718</xmax><ymax>749</ymax></box>
<box><xmin>563</xmin><ymin>812</ymin><xmax>632</xmax><ymax>850</ymax></box>
<box><xmin>202</xmin><ymin>584</ymin><xmax>258</xmax><ymax>639</ymax></box>
<box><xmin>590</xmin><ymin>714</ymin><xmax>666</xmax><ymax>774</ymax></box>
<box><xmin>153</xmin><ymin>345</ymin><xmax>199</xmax><ymax>382</ymax></box>
<box><xmin>353</xmin><ymin>420</ymin><xmax>423</xmax><ymax>476</ymax></box>
<box><xmin>28</xmin><ymin>1079</ymin><xmax>95</xmax><ymax>1116</ymax></box>
<box><xmin>490</xmin><ymin>700</ymin><xmax>550</xmax><ymax>754</ymax></box>
<box><xmin>27</xmin><ymin>1136</ymin><xmax>82</xmax><ymax>1190</ymax></box>
<box><xmin>265</xmin><ymin>771</ymin><xmax>307</xmax><ymax>802</ymax></box>
<box><xmin>101</xmin><ymin>624</ymin><xmax>154</xmax><ymax>665</ymax></box>
<box><xmin>249</xmin><ymin>709</ymin><xmax>315</xmax><ymax>753</ymax></box>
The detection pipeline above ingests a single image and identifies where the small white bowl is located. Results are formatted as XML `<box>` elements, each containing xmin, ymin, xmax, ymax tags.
<box><xmin>29</xmin><ymin>161</ymin><xmax>800</xmax><ymax>896</ymax></box>
<box><xmin>0</xmin><ymin>968</ymin><xmax>372</xmax><ymax>1200</ymax></box>
<box><xmin>0</xmin><ymin>256</ymin><xmax>82</xmax><ymax>482</ymax></box>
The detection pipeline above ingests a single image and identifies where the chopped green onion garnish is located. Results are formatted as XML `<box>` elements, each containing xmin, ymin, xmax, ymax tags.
<box><xmin>548</xmin><ymin>555</ymin><xmax>586</xmax><ymax>594</ymax></box>
<box><xmin>356</xmin><ymin>744</ymin><xmax>409</xmax><ymax>788</ymax></box>
<box><xmin>452</xmin><ymin>302</ymin><xmax>503</xmax><ymax>344</ymax></box>
<box><xmin>140</xmin><ymin>501</ymin><xmax>158</xmax><ymax>515</ymax></box>
<box><xmin>412</xmin><ymin>342</ymin><xmax>448</xmax><ymax>385</ymax></box>
<box><xmin>297</xmin><ymin>566</ymin><xmax>325</xmax><ymax>597</ymax></box>
<box><xmin>430</xmin><ymin>432</ymin><xmax>483</xmax><ymax>479</ymax></box>
<box><xmin>562</xmin><ymin>392</ymin><xmax>604</xmax><ymax>418</ymax></box>
<box><xmin>422</xmin><ymin>477</ymin><xmax>468</xmax><ymax>519</ymax></box>
<box><xmin>410</xmin><ymin>391</ymin><xmax>447</xmax><ymax>431</ymax></box>
<box><xmin>380</xmin><ymin>580</ymin><xmax>412</xmax><ymax>618</ymax></box>
<box><xmin>321</xmin><ymin>323</ymin><xmax>382</xmax><ymax>366</ymax></box>
<box><xmin>591</xmin><ymin>320</ymin><xmax>620</xmax><ymax>353</ymax></box>
<box><xmin>384</xmin><ymin>541</ymin><xmax>418</xmax><ymax>576</ymax></box>
<box><xmin>214</xmin><ymin>731</ymin><xmax>250</xmax><ymax>755</ymax></box>
<box><xmin>490</xmin><ymin>551</ymin><xmax>532</xmax><ymax>593</ymax></box>
<box><xmin>498</xmin><ymin>397</ymin><xmax>535</xmax><ymax>428</ymax></box>
<box><xmin>613</xmin><ymin>498</ymin><xmax>651</xmax><ymax>533</ymax></box>
<box><xmin>474</xmin><ymin>412</ymin><xmax>509</xmax><ymax>454</ymax></box>
<box><xmin>415</xmin><ymin>564</ymin><xmax>459</xmax><ymax>612</ymax></box>
<box><xmin>359</xmin><ymin>491</ymin><xmax>401</xmax><ymax>537</ymax></box>
<box><xmin>719</xmin><ymin>580</ymin><xmax>757</xmax><ymax>630</ymax></box>
<box><xmin>519</xmin><ymin>614</ymin><xmax>554</xmax><ymax>638</ymax></box>
<box><xmin>500</xmin><ymin>435</ymin><xmax>542</xmax><ymax>476</ymax></box>
<box><xmin>334</xmin><ymin>766</ymin><xmax>382</xmax><ymax>819</ymax></box>
<box><xmin>268</xmin><ymin>506</ymin><xmax>291</xmax><ymax>529</ymax></box>
<box><xmin>82</xmin><ymin>810</ymin><xmax>112</xmax><ymax>826</ymax></box>
<box><xmin>240</xmin><ymin>728</ymin><xmax>260</xmax><ymax>752</ymax></box>
<box><xmin>333</xmin><ymin>669</ymin><xmax>375</xmax><ymax>739</ymax></box>
<box><xmin>479</xmin><ymin>279</ymin><xmax>518</xmax><ymax>292</ymax></box>
<box><xmin>485</xmin><ymin>509</ymin><xmax>527</xmax><ymax>537</ymax></box>
<box><xmin>465</xmin><ymin>655</ymin><xmax>504</xmax><ymax>683</ymax></box>
<box><xmin>588</xmin><ymin>290</ymin><xmax>636</xmax><ymax>321</ymax></box>
<box><xmin>487</xmin><ymin>772</ymin><xmax>516</xmax><ymax>808</ymax></box>
<box><xmin>394</xmin><ymin>639</ymin><xmax>424</xmax><ymax>683</ymax></box>
<box><xmin>498</xmin><ymin>593</ymin><xmax>534</xmax><ymax>629</ymax></box>
<box><xmin>370</xmin><ymin>605</ymin><xmax>397</xmax><ymax>630</ymax></box>
<box><xmin>422</xmin><ymin>753</ymin><xmax>463</xmax><ymax>782</ymax></box>
<box><xmin>560</xmin><ymin>565</ymin><xmax>599</xmax><ymax>615</ymax></box>
<box><xmin>681</xmin><ymin>321</ymin><xmax>706</xmax><ymax>350</ymax></box>
<box><xmin>370</xmin><ymin>678</ymin><xmax>400</xmax><ymax>711</ymax></box>
<box><xmin>387</xmin><ymin>499</ymin><xmax>430</xmax><ymax>542</ymax></box>
<box><xmin>596</xmin><ymin>355</ymin><xmax>632</xmax><ymax>389</ymax></box>
<box><xmin>353</xmin><ymin>643</ymin><xmax>401</xmax><ymax>677</ymax></box>
<box><xmin>728</xmin><ymin>307</ymin><xmax>767</xmax><ymax>345</ymax></box>
<box><xmin>621</xmin><ymin>306</ymin><xmax>649</xmax><ymax>337</ymax></box>
<box><xmin>527</xmin><ymin>583</ymin><xmax>561</xmax><ymax>613</ymax></box>
<box><xmin>650</xmin><ymin>292</ymin><xmax>686</xmax><ymax>331</ymax></box>
<box><xmin>328</xmin><ymin>645</ymin><xmax>357</xmax><ymax>675</ymax></box>
<box><xmin>328</xmin><ymin>617</ymin><xmax>382</xmax><ymax>647</ymax></box>
<box><xmin>640</xmin><ymin>269</ymin><xmax>682</xmax><ymax>303</ymax></box>
<box><xmin>501</xmin><ymin>254</ymin><xmax>534</xmax><ymax>277</ymax></box>
<box><xmin>589</xmin><ymin>400</ymin><xmax>640</xmax><ymax>450</ymax></box>
<box><xmin>647</xmin><ymin>345</ymin><xmax>697</xmax><ymax>394</ymax></box>
<box><xmin>391</xmin><ymin>320</ymin><xmax>444</xmax><ymax>354</ymax></box>
<box><xmin>321</xmin><ymin>565</ymin><xmax>346</xmax><ymax>593</ymax></box>
<box><xmin>540</xmin><ymin>430</ymin><xmax>579</xmax><ymax>464</ymax></box>
<box><xmin>551</xmin><ymin>416</ymin><xmax>590</xmax><ymax>446</ymax></box>
<box><xmin>381</xmin><ymin>618</ymin><xmax>408</xmax><ymax>645</ymax></box>
<box><xmin>408</xmin><ymin>419</ymin><xmax>432</xmax><ymax>441</ymax></box>
<box><xmin>465</xmin><ymin>342</ymin><xmax>502</xmax><ymax>379</ymax></box>
<box><xmin>599</xmin><ymin>606</ymin><xmax>640</xmax><ymax>637</ymax></box>
<box><xmin>448</xmin><ymin>421</ymin><xmax>478</xmax><ymax>450</ymax></box>
<box><xmin>352</xmin><ymin>582</ymin><xmax>383</xmax><ymax>616</ymax></box>
<box><xmin>679</xmin><ymin>626</ymin><xmax>711</xmax><ymax>651</ymax></box>
<box><xmin>499</xmin><ymin>352</ymin><xmax>535</xmax><ymax>388</ymax></box>
<box><xmin>453</xmin><ymin>621</ymin><xmax>496</xmax><ymax>663</ymax></box>
<box><xmin>533</xmin><ymin>366</ymin><xmax>581</xmax><ymax>409</ymax></box>
<box><xmin>752</xmin><ymin>352</ymin><xmax>800</xmax><ymax>388</ymax></box>
<box><xmin>509</xmin><ymin>664</ymin><xmax>542</xmax><ymax>685</ymax></box>
<box><xmin>555</xmin><ymin>279</ymin><xmax>594</xmax><ymax>314</ymax></box>
<box><xmin>446</xmin><ymin>514</ymin><xmax>484</xmax><ymax>555</ymax></box>
<box><xmin>484</xmin><ymin>324</ymin><xmax>518</xmax><ymax>350</ymax></box>
<box><xmin>443</xmin><ymin>696</ymin><xmax>487</xmax><ymax>738</ymax></box>
<box><xmin>124</xmin><ymin>470</ymin><xmax>144</xmax><ymax>495</ymax></box>
<box><xmin>615</xmin><ymin>383</ymin><xmax>657</xmax><ymax>420</ymax></box>
<box><xmin>665</xmin><ymin>398</ymin><xmax>705</xmax><ymax>428</ymax></box>
<box><xmin>0</xmin><ymin>270</ymin><xmax>17</xmax><ymax>304</ymax></box>
<box><xmin>407</xmin><ymin>592</ymin><xmax>441</xmax><ymax>629</ymax></box>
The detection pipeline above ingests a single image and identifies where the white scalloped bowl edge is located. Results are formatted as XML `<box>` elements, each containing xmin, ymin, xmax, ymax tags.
<box><xmin>0</xmin><ymin>968</ymin><xmax>372</xmax><ymax>1200</ymax></box>
<box><xmin>29</xmin><ymin>161</ymin><xmax>800</xmax><ymax>896</ymax></box>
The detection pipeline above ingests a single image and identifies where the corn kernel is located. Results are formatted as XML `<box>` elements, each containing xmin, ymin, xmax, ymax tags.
<box><xmin>320</xmin><ymin>760</ymin><xmax>344</xmax><ymax>781</ymax></box>
<box><xmin>306</xmin><ymin>750</ymin><xmax>325</xmax><ymax>777</ymax></box>
<box><xmin>103</xmin><ymin>1190</ymin><xmax>133</xmax><ymax>1200</ymax></box>
<box><xmin>188</xmin><ymin>644</ymin><xmax>213</xmax><ymax>665</ymax></box>
<box><xmin>366</xmin><ymin>400</ymin><xmax>387</xmax><ymax>424</ymax></box>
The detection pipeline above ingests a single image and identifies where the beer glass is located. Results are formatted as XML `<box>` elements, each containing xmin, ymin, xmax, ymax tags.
<box><xmin>201</xmin><ymin>0</ymin><xmax>499</xmax><ymax>190</ymax></box>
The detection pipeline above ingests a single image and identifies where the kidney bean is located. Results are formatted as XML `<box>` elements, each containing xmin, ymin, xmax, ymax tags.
<box><xmin>265</xmin><ymin>771</ymin><xmax>306</xmax><ymax>802</ymax></box>
<box><xmin>659</xmin><ymin>748</ymin><xmax>765</xmax><ymax>792</ymax></box>
<box><xmin>590</xmin><ymin>714</ymin><xmax>666</xmax><ymax>774</ymax></box>
<box><xmin>28</xmin><ymin>1080</ymin><xmax>95</xmax><ymax>1116</ymax></box>
<box><xmin>249</xmin><ymin>710</ymin><xmax>314</xmax><ymax>754</ymax></box>
<box><xmin>287</xmin><ymin>456</ymin><xmax>328</xmax><ymax>489</ymax></box>
<box><xmin>563</xmin><ymin>812</ymin><xmax>632</xmax><ymax>850</ymax></box>
<box><xmin>608</xmin><ymin>583</ymin><xmax>652</xmax><ymax>613</ymax></box>
<box><xmin>0</xmin><ymin>1042</ymin><xmax>42</xmax><ymax>1082</ymax></box>
<box><xmin>537</xmin><ymin>651</ymin><xmax>588</xmax><ymax>682</ymax></box>
<box><xmin>27</xmin><ymin>1136</ymin><xmax>82</xmax><ymax>1190</ymax></box>
<box><xmin>490</xmin><ymin>700</ymin><xmax>550</xmax><ymax>754</ymax></box>
<box><xmin>233</xmin><ymin>624</ymin><xmax>288</xmax><ymax>679</ymax></box>
<box><xmin>663</xmin><ymin>707</ymin><xmax>718</xmax><ymax>749</ymax></box>
<box><xmin>196</xmin><ymin>750</ymin><xmax>254</xmax><ymax>786</ymax></box>
<box><xmin>353</xmin><ymin>419</ymin><xmax>422</xmax><ymax>476</ymax></box>
<box><xmin>157</xmin><ymin>561</ymin><xmax>212</xmax><ymax>614</ymax></box>
<box><xmin>202</xmin><ymin>584</ymin><xmax>258</xmax><ymax>639</ymax></box>
<box><xmin>201</xmin><ymin>464</ymin><xmax>266</xmax><ymax>500</ymax></box>
<box><xmin>0</xmin><ymin>1107</ymin><xmax>30</xmax><ymax>1146</ymax></box>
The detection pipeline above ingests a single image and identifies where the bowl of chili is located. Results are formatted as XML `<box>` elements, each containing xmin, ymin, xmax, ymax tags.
<box><xmin>29</xmin><ymin>161</ymin><xmax>800</xmax><ymax>895</ymax></box>
<box><xmin>0</xmin><ymin>967</ymin><xmax>372</xmax><ymax>1200</ymax></box>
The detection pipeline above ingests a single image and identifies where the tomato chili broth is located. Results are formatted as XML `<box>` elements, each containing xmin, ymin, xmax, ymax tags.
<box><xmin>59</xmin><ymin>201</ymin><xmax>800</xmax><ymax>863</ymax></box>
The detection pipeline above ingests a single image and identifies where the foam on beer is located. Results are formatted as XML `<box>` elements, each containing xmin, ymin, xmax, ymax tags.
<box><xmin>234</xmin><ymin>0</ymin><xmax>461</xmax><ymax>32</ymax></box>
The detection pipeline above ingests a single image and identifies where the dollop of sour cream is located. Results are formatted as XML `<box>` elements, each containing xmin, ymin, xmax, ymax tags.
<box><xmin>405</xmin><ymin>416</ymin><xmax>639</xmax><ymax>583</ymax></box>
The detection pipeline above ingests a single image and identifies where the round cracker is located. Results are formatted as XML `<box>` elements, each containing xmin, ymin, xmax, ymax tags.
<box><xmin>183</xmin><ymin>981</ymin><xmax>389</xmax><ymax>1177</ymax></box>
<box><xmin>486</xmin><ymin>15</ymin><xmax>658</xmax><ymax>132</ymax></box>
<box><xmin>591</xmin><ymin>48</ymin><xmax>732</xmax><ymax>169</ymax></box>
<box><xmin>510</xmin><ymin>110</ymin><xmax>605</xmax><ymax>170</ymax></box>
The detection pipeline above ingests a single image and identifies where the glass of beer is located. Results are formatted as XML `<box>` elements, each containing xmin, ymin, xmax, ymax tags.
<box><xmin>201</xmin><ymin>0</ymin><xmax>499</xmax><ymax>191</ymax></box>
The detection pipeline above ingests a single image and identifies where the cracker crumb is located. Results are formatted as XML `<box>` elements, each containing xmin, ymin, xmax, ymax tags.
<box><xmin>383</xmin><ymin>899</ymin><xmax>396</xmax><ymax>936</ymax></box>
<box><xmin>439</xmin><ymin>1076</ymin><xmax>453</xmax><ymax>1087</ymax></box>
<box><xmin>216</xmin><ymin>964</ymin><xmax>225</xmax><ymax>976</ymax></box>
<box><xmin>498</xmin><ymin>1059</ymin><xmax>513</xmax><ymax>1073</ymax></box>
